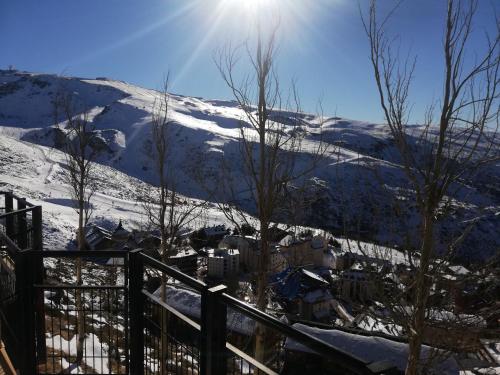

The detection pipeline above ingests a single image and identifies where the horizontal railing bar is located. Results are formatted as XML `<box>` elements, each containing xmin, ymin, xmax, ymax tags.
<box><xmin>0</xmin><ymin>191</ymin><xmax>36</xmax><ymax>207</ymax></box>
<box><xmin>140</xmin><ymin>252</ymin><xmax>206</xmax><ymax>291</ymax></box>
<box><xmin>226</xmin><ymin>342</ymin><xmax>278</xmax><ymax>375</ymax></box>
<box><xmin>25</xmin><ymin>249</ymin><xmax>129</xmax><ymax>257</ymax></box>
<box><xmin>0</xmin><ymin>231</ymin><xmax>22</xmax><ymax>254</ymax></box>
<box><xmin>0</xmin><ymin>206</ymin><xmax>37</xmax><ymax>218</ymax></box>
<box><xmin>142</xmin><ymin>289</ymin><xmax>201</xmax><ymax>331</ymax></box>
<box><xmin>220</xmin><ymin>293</ymin><xmax>372</xmax><ymax>373</ymax></box>
<box><xmin>34</xmin><ymin>284</ymin><xmax>126</xmax><ymax>290</ymax></box>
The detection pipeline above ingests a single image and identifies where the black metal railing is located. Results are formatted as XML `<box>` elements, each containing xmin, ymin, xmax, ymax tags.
<box><xmin>129</xmin><ymin>251</ymin><xmax>396</xmax><ymax>375</ymax></box>
<box><xmin>34</xmin><ymin>250</ymin><xmax>129</xmax><ymax>375</ymax></box>
<box><xmin>142</xmin><ymin>291</ymin><xmax>201</xmax><ymax>374</ymax></box>
<box><xmin>0</xmin><ymin>191</ymin><xmax>42</xmax><ymax>252</ymax></box>
<box><xmin>0</xmin><ymin>192</ymin><xmax>44</xmax><ymax>374</ymax></box>
<box><xmin>0</xmin><ymin>193</ymin><xmax>399</xmax><ymax>375</ymax></box>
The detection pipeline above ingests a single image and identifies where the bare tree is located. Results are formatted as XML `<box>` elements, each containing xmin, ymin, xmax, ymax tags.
<box><xmin>361</xmin><ymin>1</ymin><xmax>499</xmax><ymax>373</ymax></box>
<box><xmin>213</xmin><ymin>26</ymin><xmax>328</xmax><ymax>365</ymax></box>
<box><xmin>142</xmin><ymin>76</ymin><xmax>204</xmax><ymax>293</ymax></box>
<box><xmin>53</xmin><ymin>90</ymin><xmax>100</xmax><ymax>368</ymax></box>
<box><xmin>140</xmin><ymin>76</ymin><xmax>206</xmax><ymax>372</ymax></box>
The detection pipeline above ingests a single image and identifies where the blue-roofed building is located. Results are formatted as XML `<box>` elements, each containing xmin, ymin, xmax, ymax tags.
<box><xmin>272</xmin><ymin>268</ymin><xmax>334</xmax><ymax>322</ymax></box>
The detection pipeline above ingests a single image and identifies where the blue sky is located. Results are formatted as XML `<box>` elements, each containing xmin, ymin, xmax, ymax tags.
<box><xmin>1</xmin><ymin>0</ymin><xmax>498</xmax><ymax>122</ymax></box>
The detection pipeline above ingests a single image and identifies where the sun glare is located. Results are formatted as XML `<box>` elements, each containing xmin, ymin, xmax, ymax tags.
<box><xmin>238</xmin><ymin>0</ymin><xmax>275</xmax><ymax>13</ymax></box>
<box><xmin>219</xmin><ymin>0</ymin><xmax>296</xmax><ymax>34</ymax></box>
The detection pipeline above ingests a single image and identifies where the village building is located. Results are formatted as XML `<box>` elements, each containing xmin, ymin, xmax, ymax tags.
<box><xmin>203</xmin><ymin>224</ymin><xmax>230</xmax><ymax>241</ymax></box>
<box><xmin>273</xmin><ymin>268</ymin><xmax>334</xmax><ymax>322</ymax></box>
<box><xmin>219</xmin><ymin>235</ymin><xmax>287</xmax><ymax>274</ymax></box>
<box><xmin>207</xmin><ymin>248</ymin><xmax>240</xmax><ymax>279</ymax></box>
<box><xmin>85</xmin><ymin>224</ymin><xmax>115</xmax><ymax>250</ymax></box>
<box><xmin>168</xmin><ymin>246</ymin><xmax>198</xmax><ymax>276</ymax></box>
<box><xmin>338</xmin><ymin>262</ymin><xmax>379</xmax><ymax>301</ymax></box>
<box><xmin>279</xmin><ymin>233</ymin><xmax>338</xmax><ymax>269</ymax></box>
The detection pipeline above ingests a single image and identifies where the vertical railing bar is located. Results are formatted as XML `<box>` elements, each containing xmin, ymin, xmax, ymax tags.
<box><xmin>4</xmin><ymin>192</ymin><xmax>14</xmax><ymax>239</ymax></box>
<box><xmin>200</xmin><ymin>284</ymin><xmax>228</xmax><ymax>375</ymax></box>
<box><xmin>16</xmin><ymin>198</ymin><xmax>27</xmax><ymax>250</ymax></box>
<box><xmin>123</xmin><ymin>253</ymin><xmax>129</xmax><ymax>375</ymax></box>
<box><xmin>129</xmin><ymin>249</ymin><xmax>144</xmax><ymax>374</ymax></box>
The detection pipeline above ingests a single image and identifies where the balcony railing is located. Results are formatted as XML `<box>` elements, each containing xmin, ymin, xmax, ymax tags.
<box><xmin>0</xmin><ymin>192</ymin><xmax>399</xmax><ymax>375</ymax></box>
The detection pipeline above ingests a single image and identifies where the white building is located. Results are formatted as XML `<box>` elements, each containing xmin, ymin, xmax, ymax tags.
<box><xmin>207</xmin><ymin>248</ymin><xmax>240</xmax><ymax>279</ymax></box>
<box><xmin>219</xmin><ymin>235</ymin><xmax>287</xmax><ymax>273</ymax></box>
<box><xmin>280</xmin><ymin>233</ymin><xmax>339</xmax><ymax>269</ymax></box>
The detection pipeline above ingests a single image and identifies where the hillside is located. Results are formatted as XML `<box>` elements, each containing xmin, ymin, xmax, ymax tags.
<box><xmin>0</xmin><ymin>70</ymin><xmax>498</xmax><ymax>261</ymax></box>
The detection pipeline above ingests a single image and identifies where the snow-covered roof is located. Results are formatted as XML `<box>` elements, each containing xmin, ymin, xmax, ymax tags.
<box><xmin>285</xmin><ymin>323</ymin><xmax>460</xmax><ymax>374</ymax></box>
<box><xmin>301</xmin><ymin>269</ymin><xmax>329</xmax><ymax>284</ymax></box>
<box><xmin>280</xmin><ymin>234</ymin><xmax>295</xmax><ymax>247</ymax></box>
<box><xmin>448</xmin><ymin>265</ymin><xmax>470</xmax><ymax>275</ymax></box>
<box><xmin>169</xmin><ymin>247</ymin><xmax>197</xmax><ymax>258</ymax></box>
<box><xmin>153</xmin><ymin>285</ymin><xmax>255</xmax><ymax>336</ymax></box>
<box><xmin>85</xmin><ymin>224</ymin><xmax>113</xmax><ymax>249</ymax></box>
<box><xmin>208</xmin><ymin>248</ymin><xmax>240</xmax><ymax>259</ymax></box>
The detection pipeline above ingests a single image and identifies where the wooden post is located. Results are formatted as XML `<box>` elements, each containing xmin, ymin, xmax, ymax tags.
<box><xmin>200</xmin><ymin>284</ymin><xmax>227</xmax><ymax>375</ymax></box>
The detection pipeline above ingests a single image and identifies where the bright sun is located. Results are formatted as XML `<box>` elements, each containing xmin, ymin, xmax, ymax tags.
<box><xmin>229</xmin><ymin>0</ymin><xmax>276</xmax><ymax>14</ymax></box>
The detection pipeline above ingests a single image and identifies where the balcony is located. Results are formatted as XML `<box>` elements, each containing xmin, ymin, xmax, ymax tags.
<box><xmin>0</xmin><ymin>192</ymin><xmax>398</xmax><ymax>374</ymax></box>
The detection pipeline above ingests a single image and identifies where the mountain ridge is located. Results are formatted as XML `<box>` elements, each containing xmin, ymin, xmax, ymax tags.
<box><xmin>0</xmin><ymin>69</ymin><xmax>498</xmax><ymax>262</ymax></box>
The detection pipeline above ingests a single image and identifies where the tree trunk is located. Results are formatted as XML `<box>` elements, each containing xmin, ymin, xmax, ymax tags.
<box><xmin>254</xmin><ymin>222</ymin><xmax>269</xmax><ymax>370</ymax></box>
<box><xmin>159</xmin><ymin>224</ymin><xmax>169</xmax><ymax>374</ymax></box>
<box><xmin>405</xmin><ymin>211</ymin><xmax>434</xmax><ymax>375</ymax></box>
<box><xmin>75</xmin><ymin>199</ymin><xmax>85</xmax><ymax>367</ymax></box>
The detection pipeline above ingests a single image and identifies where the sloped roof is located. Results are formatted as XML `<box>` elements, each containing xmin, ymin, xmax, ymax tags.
<box><xmin>85</xmin><ymin>224</ymin><xmax>113</xmax><ymax>249</ymax></box>
<box><xmin>285</xmin><ymin>323</ymin><xmax>460</xmax><ymax>374</ymax></box>
<box><xmin>152</xmin><ymin>285</ymin><xmax>255</xmax><ymax>336</ymax></box>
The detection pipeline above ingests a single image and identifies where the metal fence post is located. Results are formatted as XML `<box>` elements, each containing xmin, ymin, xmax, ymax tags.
<box><xmin>32</xmin><ymin>206</ymin><xmax>47</xmax><ymax>362</ymax></box>
<box><xmin>129</xmin><ymin>249</ymin><xmax>144</xmax><ymax>374</ymax></box>
<box><xmin>16</xmin><ymin>252</ymin><xmax>37</xmax><ymax>373</ymax></box>
<box><xmin>17</xmin><ymin>197</ymin><xmax>27</xmax><ymax>249</ymax></box>
<box><xmin>32</xmin><ymin>205</ymin><xmax>43</xmax><ymax>251</ymax></box>
<box><xmin>5</xmin><ymin>192</ymin><xmax>14</xmax><ymax>238</ymax></box>
<box><xmin>200</xmin><ymin>284</ymin><xmax>227</xmax><ymax>375</ymax></box>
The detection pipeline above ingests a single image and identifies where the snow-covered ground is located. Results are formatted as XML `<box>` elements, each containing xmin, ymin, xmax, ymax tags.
<box><xmin>0</xmin><ymin>135</ymin><xmax>233</xmax><ymax>249</ymax></box>
<box><xmin>0</xmin><ymin>70</ymin><xmax>498</xmax><ymax>260</ymax></box>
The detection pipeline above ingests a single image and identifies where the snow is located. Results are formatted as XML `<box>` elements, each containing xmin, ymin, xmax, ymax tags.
<box><xmin>336</xmin><ymin>237</ymin><xmax>413</xmax><ymax>266</ymax></box>
<box><xmin>0</xmin><ymin>69</ymin><xmax>498</xmax><ymax>259</ymax></box>
<box><xmin>0</xmin><ymin>134</ymin><xmax>240</xmax><ymax>249</ymax></box>
<box><xmin>356</xmin><ymin>315</ymin><xmax>403</xmax><ymax>336</ymax></box>
<box><xmin>152</xmin><ymin>285</ymin><xmax>256</xmax><ymax>336</ymax></box>
<box><xmin>285</xmin><ymin>323</ymin><xmax>460</xmax><ymax>374</ymax></box>
<box><xmin>301</xmin><ymin>269</ymin><xmax>329</xmax><ymax>284</ymax></box>
<box><xmin>46</xmin><ymin>333</ymin><xmax>110</xmax><ymax>373</ymax></box>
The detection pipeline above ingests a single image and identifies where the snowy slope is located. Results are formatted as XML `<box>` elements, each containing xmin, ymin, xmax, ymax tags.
<box><xmin>0</xmin><ymin>70</ymin><xmax>498</xmax><ymax>260</ymax></box>
<box><xmin>0</xmin><ymin>135</ymin><xmax>229</xmax><ymax>249</ymax></box>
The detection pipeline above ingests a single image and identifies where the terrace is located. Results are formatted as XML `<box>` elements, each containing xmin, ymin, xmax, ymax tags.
<box><xmin>0</xmin><ymin>191</ymin><xmax>399</xmax><ymax>374</ymax></box>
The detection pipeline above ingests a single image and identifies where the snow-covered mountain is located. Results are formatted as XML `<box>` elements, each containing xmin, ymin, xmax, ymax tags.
<box><xmin>0</xmin><ymin>70</ymin><xmax>498</xmax><ymax>261</ymax></box>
